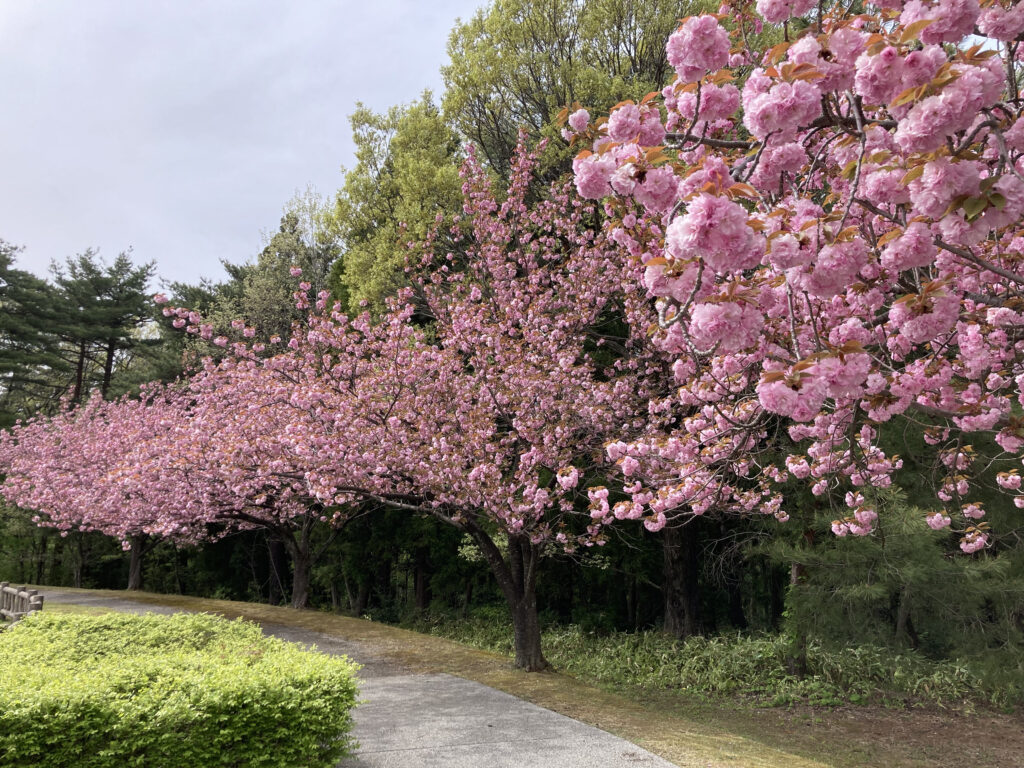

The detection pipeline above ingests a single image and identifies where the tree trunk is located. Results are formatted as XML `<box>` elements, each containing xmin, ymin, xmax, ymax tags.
<box><xmin>72</xmin><ymin>340</ymin><xmax>87</xmax><ymax>404</ymax></box>
<box><xmin>895</xmin><ymin>584</ymin><xmax>919</xmax><ymax>648</ymax></box>
<box><xmin>466</xmin><ymin>523</ymin><xmax>548</xmax><ymax>671</ymax></box>
<box><xmin>342</xmin><ymin>572</ymin><xmax>354</xmax><ymax>611</ymax></box>
<box><xmin>414</xmin><ymin>554</ymin><xmax>432</xmax><ymax>612</ymax></box>
<box><xmin>767</xmin><ymin>560</ymin><xmax>786</xmax><ymax>629</ymax></box>
<box><xmin>727</xmin><ymin>578</ymin><xmax>748</xmax><ymax>630</ymax></box>
<box><xmin>267</xmin><ymin>535</ymin><xmax>288</xmax><ymax>605</ymax></box>
<box><xmin>279</xmin><ymin>522</ymin><xmax>314</xmax><ymax>610</ymax></box>
<box><xmin>510</xmin><ymin>591</ymin><xmax>546</xmax><ymax>670</ymax></box>
<box><xmin>35</xmin><ymin>534</ymin><xmax>48</xmax><ymax>585</ymax></box>
<box><xmin>73</xmin><ymin>534</ymin><xmax>85</xmax><ymax>588</ymax></box>
<box><xmin>172</xmin><ymin>546</ymin><xmax>183</xmax><ymax>594</ymax></box>
<box><xmin>126</xmin><ymin>534</ymin><xmax>147</xmax><ymax>591</ymax></box>
<box><xmin>48</xmin><ymin>534</ymin><xmax>64</xmax><ymax>585</ymax></box>
<box><xmin>662</xmin><ymin>522</ymin><xmax>702</xmax><ymax>639</ymax></box>
<box><xmin>290</xmin><ymin>547</ymin><xmax>312</xmax><ymax>609</ymax></box>
<box><xmin>101</xmin><ymin>339</ymin><xmax>116</xmax><ymax>398</ymax></box>
<box><xmin>353</xmin><ymin>581</ymin><xmax>370</xmax><ymax>616</ymax></box>
<box><xmin>786</xmin><ymin>557</ymin><xmax>809</xmax><ymax>677</ymax></box>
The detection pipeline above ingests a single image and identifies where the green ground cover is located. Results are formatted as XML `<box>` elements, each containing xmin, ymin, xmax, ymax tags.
<box><xmin>402</xmin><ymin>606</ymin><xmax>1023</xmax><ymax>710</ymax></box>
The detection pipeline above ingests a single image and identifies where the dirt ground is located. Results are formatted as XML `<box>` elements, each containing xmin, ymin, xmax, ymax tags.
<box><xmin>667</xmin><ymin>695</ymin><xmax>1024</xmax><ymax>768</ymax></box>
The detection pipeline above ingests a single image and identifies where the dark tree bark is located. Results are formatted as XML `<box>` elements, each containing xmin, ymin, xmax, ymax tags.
<box><xmin>34</xmin><ymin>534</ymin><xmax>48</xmax><ymax>585</ymax></box>
<box><xmin>662</xmin><ymin>522</ymin><xmax>702</xmax><ymax>639</ymax></box>
<box><xmin>289</xmin><ymin>546</ymin><xmax>312</xmax><ymax>610</ymax></box>
<box><xmin>353</xmin><ymin>581</ymin><xmax>371</xmax><ymax>616</ymax></box>
<box><xmin>101</xmin><ymin>339</ymin><xmax>116</xmax><ymax>398</ymax></box>
<box><xmin>126</xmin><ymin>533</ymin><xmax>148</xmax><ymax>591</ymax></box>
<box><xmin>72</xmin><ymin>534</ymin><xmax>86</xmax><ymax>588</ymax></box>
<box><xmin>466</xmin><ymin>522</ymin><xmax>548</xmax><ymax>671</ymax></box>
<box><xmin>414</xmin><ymin>553</ymin><xmax>432</xmax><ymax>612</ymax></box>
<box><xmin>330</xmin><ymin>580</ymin><xmax>341</xmax><ymax>612</ymax></box>
<box><xmin>48</xmin><ymin>534</ymin><xmax>64</xmax><ymax>585</ymax></box>
<box><xmin>785</xmin><ymin>529</ymin><xmax>815</xmax><ymax>677</ymax></box>
<box><xmin>895</xmin><ymin>584</ymin><xmax>920</xmax><ymax>649</ymax></box>
<box><xmin>267</xmin><ymin>535</ymin><xmax>288</xmax><ymax>605</ymax></box>
<box><xmin>280</xmin><ymin>516</ymin><xmax>316</xmax><ymax>610</ymax></box>
<box><xmin>767</xmin><ymin>560</ymin><xmax>786</xmax><ymax>629</ymax></box>
<box><xmin>278</xmin><ymin>512</ymin><xmax>342</xmax><ymax>610</ymax></box>
<box><xmin>72</xmin><ymin>340</ymin><xmax>87</xmax><ymax>404</ymax></box>
<box><xmin>786</xmin><ymin>560</ymin><xmax>808</xmax><ymax>676</ymax></box>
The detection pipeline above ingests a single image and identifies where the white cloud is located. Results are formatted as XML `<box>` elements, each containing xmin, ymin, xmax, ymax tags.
<box><xmin>0</xmin><ymin>0</ymin><xmax>482</xmax><ymax>287</ymax></box>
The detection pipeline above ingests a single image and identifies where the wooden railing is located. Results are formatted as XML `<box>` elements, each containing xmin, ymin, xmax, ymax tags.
<box><xmin>0</xmin><ymin>583</ymin><xmax>44</xmax><ymax>622</ymax></box>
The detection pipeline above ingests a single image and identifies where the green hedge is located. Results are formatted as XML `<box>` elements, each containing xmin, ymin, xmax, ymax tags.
<box><xmin>0</xmin><ymin>612</ymin><xmax>360</xmax><ymax>768</ymax></box>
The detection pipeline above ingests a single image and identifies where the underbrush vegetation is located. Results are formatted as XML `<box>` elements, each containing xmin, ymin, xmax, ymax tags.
<box><xmin>0</xmin><ymin>612</ymin><xmax>360</xmax><ymax>768</ymax></box>
<box><xmin>402</xmin><ymin>607</ymin><xmax>1022</xmax><ymax>710</ymax></box>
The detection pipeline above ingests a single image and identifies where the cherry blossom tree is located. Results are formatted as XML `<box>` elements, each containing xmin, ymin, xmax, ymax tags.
<box><xmin>569</xmin><ymin>0</ymin><xmax>1024</xmax><ymax>552</ymax></box>
<box><xmin>170</xmin><ymin>344</ymin><xmax>364</xmax><ymax>610</ymax></box>
<box><xmin>0</xmin><ymin>365</ymin><xmax>362</xmax><ymax>607</ymax></box>
<box><xmin>159</xmin><ymin>141</ymin><xmax>664</xmax><ymax>668</ymax></box>
<box><xmin>335</xmin><ymin>144</ymin><xmax>664</xmax><ymax>668</ymax></box>
<box><xmin>0</xmin><ymin>389</ymin><xmax>204</xmax><ymax>590</ymax></box>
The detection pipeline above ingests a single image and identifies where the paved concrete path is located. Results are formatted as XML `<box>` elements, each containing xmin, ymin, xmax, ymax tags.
<box><xmin>41</xmin><ymin>589</ymin><xmax>678</xmax><ymax>768</ymax></box>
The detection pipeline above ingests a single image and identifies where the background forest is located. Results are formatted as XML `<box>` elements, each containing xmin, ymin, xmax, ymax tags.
<box><xmin>2</xmin><ymin>0</ymin><xmax>1023</xmax><ymax>708</ymax></box>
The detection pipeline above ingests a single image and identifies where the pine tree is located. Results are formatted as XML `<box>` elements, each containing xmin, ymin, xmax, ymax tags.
<box><xmin>0</xmin><ymin>241</ymin><xmax>68</xmax><ymax>426</ymax></box>
<box><xmin>50</xmin><ymin>250</ymin><xmax>156</xmax><ymax>402</ymax></box>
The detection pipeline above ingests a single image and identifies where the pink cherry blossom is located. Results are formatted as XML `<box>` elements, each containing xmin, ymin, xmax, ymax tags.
<box><xmin>756</xmin><ymin>0</ymin><xmax>815</xmax><ymax>23</ymax></box>
<box><xmin>666</xmin><ymin>16</ymin><xmax>730</xmax><ymax>83</ymax></box>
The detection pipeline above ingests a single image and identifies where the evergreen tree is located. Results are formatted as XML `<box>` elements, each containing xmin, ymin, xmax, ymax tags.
<box><xmin>50</xmin><ymin>250</ymin><xmax>156</xmax><ymax>402</ymax></box>
<box><xmin>0</xmin><ymin>241</ymin><xmax>68</xmax><ymax>426</ymax></box>
<box><xmin>199</xmin><ymin>191</ymin><xmax>339</xmax><ymax>344</ymax></box>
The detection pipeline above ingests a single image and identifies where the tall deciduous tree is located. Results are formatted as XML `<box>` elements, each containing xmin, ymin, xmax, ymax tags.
<box><xmin>0</xmin><ymin>389</ymin><xmax>203</xmax><ymax>590</ymax></box>
<box><xmin>157</xmin><ymin>141</ymin><xmax>665</xmax><ymax>667</ymax></box>
<box><xmin>442</xmin><ymin>0</ymin><xmax>710</xmax><ymax>177</ymax></box>
<box><xmin>328</xmin><ymin>94</ymin><xmax>463</xmax><ymax>313</ymax></box>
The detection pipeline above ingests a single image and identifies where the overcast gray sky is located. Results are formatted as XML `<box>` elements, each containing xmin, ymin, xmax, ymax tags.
<box><xmin>0</xmin><ymin>0</ymin><xmax>483</xmax><ymax>288</ymax></box>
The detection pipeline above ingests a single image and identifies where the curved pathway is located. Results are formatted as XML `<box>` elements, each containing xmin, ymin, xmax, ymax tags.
<box><xmin>41</xmin><ymin>589</ymin><xmax>678</xmax><ymax>768</ymax></box>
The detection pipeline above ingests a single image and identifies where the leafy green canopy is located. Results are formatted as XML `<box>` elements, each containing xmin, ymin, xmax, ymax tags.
<box><xmin>328</xmin><ymin>94</ymin><xmax>463</xmax><ymax>313</ymax></box>
<box><xmin>328</xmin><ymin>2</ymin><xmax>712</xmax><ymax>314</ymax></box>
<box><xmin>442</xmin><ymin>0</ymin><xmax>711</xmax><ymax>177</ymax></box>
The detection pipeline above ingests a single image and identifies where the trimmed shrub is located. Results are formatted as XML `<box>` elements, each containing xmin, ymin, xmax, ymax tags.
<box><xmin>0</xmin><ymin>612</ymin><xmax>360</xmax><ymax>768</ymax></box>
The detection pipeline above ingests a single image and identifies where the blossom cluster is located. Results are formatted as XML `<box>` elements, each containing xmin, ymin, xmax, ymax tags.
<box><xmin>567</xmin><ymin>0</ymin><xmax>1024</xmax><ymax>552</ymax></box>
